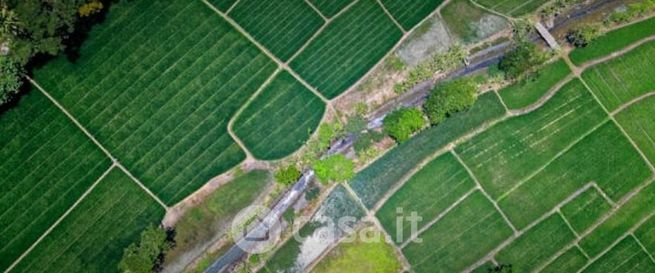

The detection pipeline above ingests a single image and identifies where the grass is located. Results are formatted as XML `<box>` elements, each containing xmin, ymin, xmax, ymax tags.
<box><xmin>312</xmin><ymin>226</ymin><xmax>402</xmax><ymax>273</ymax></box>
<box><xmin>308</xmin><ymin>0</ymin><xmax>354</xmax><ymax>18</ymax></box>
<box><xmin>540</xmin><ymin>247</ymin><xmax>588</xmax><ymax>273</ymax></box>
<box><xmin>229</xmin><ymin>0</ymin><xmax>325</xmax><ymax>61</ymax></box>
<box><xmin>498</xmin><ymin>59</ymin><xmax>571</xmax><ymax>109</ymax></box>
<box><xmin>11</xmin><ymin>168</ymin><xmax>166</xmax><ymax>273</ymax></box>
<box><xmin>376</xmin><ymin>152</ymin><xmax>475</xmax><ymax>244</ymax></box>
<box><xmin>165</xmin><ymin>171</ymin><xmax>270</xmax><ymax>264</ymax></box>
<box><xmin>496</xmin><ymin>214</ymin><xmax>576</xmax><ymax>272</ymax></box>
<box><xmin>570</xmin><ymin>16</ymin><xmax>655</xmax><ymax>65</ymax></box>
<box><xmin>0</xmin><ymin>90</ymin><xmax>111</xmax><ymax>272</ymax></box>
<box><xmin>579</xmin><ymin>180</ymin><xmax>655</xmax><ymax>257</ymax></box>
<box><xmin>208</xmin><ymin>0</ymin><xmax>237</xmax><ymax>11</ymax></box>
<box><xmin>471</xmin><ymin>262</ymin><xmax>496</xmax><ymax>273</ymax></box>
<box><xmin>233</xmin><ymin>72</ymin><xmax>326</xmax><ymax>160</ymax></box>
<box><xmin>635</xmin><ymin>216</ymin><xmax>655</xmax><ymax>256</ymax></box>
<box><xmin>456</xmin><ymin>79</ymin><xmax>607</xmax><ymax>200</ymax></box>
<box><xmin>561</xmin><ymin>187</ymin><xmax>613</xmax><ymax>234</ymax></box>
<box><xmin>32</xmin><ymin>0</ymin><xmax>278</xmax><ymax>204</ymax></box>
<box><xmin>402</xmin><ymin>191</ymin><xmax>513</xmax><ymax>273</ymax></box>
<box><xmin>615</xmin><ymin>94</ymin><xmax>655</xmax><ymax>166</ymax></box>
<box><xmin>290</xmin><ymin>0</ymin><xmax>403</xmax><ymax>98</ymax></box>
<box><xmin>499</xmin><ymin>122</ymin><xmax>652</xmax><ymax>229</ymax></box>
<box><xmin>380</xmin><ymin>0</ymin><xmax>444</xmax><ymax>30</ymax></box>
<box><xmin>582</xmin><ymin>40</ymin><xmax>655</xmax><ymax>111</ymax></box>
<box><xmin>440</xmin><ymin>0</ymin><xmax>508</xmax><ymax>43</ymax></box>
<box><xmin>581</xmin><ymin>236</ymin><xmax>655</xmax><ymax>273</ymax></box>
<box><xmin>474</xmin><ymin>0</ymin><xmax>548</xmax><ymax>17</ymax></box>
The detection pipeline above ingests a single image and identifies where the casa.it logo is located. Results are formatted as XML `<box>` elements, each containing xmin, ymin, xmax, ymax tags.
<box><xmin>229</xmin><ymin>205</ymin><xmax>283</xmax><ymax>254</ymax></box>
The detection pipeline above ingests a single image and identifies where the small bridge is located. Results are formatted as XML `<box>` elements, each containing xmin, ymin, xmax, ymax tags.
<box><xmin>535</xmin><ymin>22</ymin><xmax>560</xmax><ymax>49</ymax></box>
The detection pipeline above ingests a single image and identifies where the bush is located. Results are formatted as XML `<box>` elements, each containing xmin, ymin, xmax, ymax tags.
<box><xmin>119</xmin><ymin>225</ymin><xmax>173</xmax><ymax>273</ymax></box>
<box><xmin>0</xmin><ymin>57</ymin><xmax>22</xmax><ymax>104</ymax></box>
<box><xmin>344</xmin><ymin>115</ymin><xmax>367</xmax><ymax>135</ymax></box>
<box><xmin>499</xmin><ymin>42</ymin><xmax>549</xmax><ymax>80</ymax></box>
<box><xmin>274</xmin><ymin>165</ymin><xmax>301</xmax><ymax>185</ymax></box>
<box><xmin>317</xmin><ymin>122</ymin><xmax>343</xmax><ymax>150</ymax></box>
<box><xmin>383</xmin><ymin>108</ymin><xmax>426</xmax><ymax>143</ymax></box>
<box><xmin>567</xmin><ymin>24</ymin><xmax>602</xmax><ymax>47</ymax></box>
<box><xmin>423</xmin><ymin>78</ymin><xmax>478</xmax><ymax>125</ymax></box>
<box><xmin>354</xmin><ymin>130</ymin><xmax>385</xmax><ymax>154</ymax></box>
<box><xmin>313</xmin><ymin>154</ymin><xmax>355</xmax><ymax>184</ymax></box>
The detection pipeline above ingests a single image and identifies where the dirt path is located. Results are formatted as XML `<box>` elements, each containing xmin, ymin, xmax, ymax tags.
<box><xmin>610</xmin><ymin>91</ymin><xmax>655</xmax><ymax>116</ymax></box>
<box><xmin>578</xmin><ymin>35</ymin><xmax>655</xmax><ymax>71</ymax></box>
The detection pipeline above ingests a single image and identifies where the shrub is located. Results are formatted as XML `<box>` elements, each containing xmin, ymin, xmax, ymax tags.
<box><xmin>0</xmin><ymin>57</ymin><xmax>22</xmax><ymax>104</ymax></box>
<box><xmin>424</xmin><ymin>78</ymin><xmax>478</xmax><ymax>125</ymax></box>
<box><xmin>317</xmin><ymin>122</ymin><xmax>343</xmax><ymax>150</ymax></box>
<box><xmin>499</xmin><ymin>42</ymin><xmax>549</xmax><ymax>80</ymax></box>
<box><xmin>345</xmin><ymin>115</ymin><xmax>367</xmax><ymax>135</ymax></box>
<box><xmin>313</xmin><ymin>154</ymin><xmax>355</xmax><ymax>184</ymax></box>
<box><xmin>383</xmin><ymin>108</ymin><xmax>426</xmax><ymax>143</ymax></box>
<box><xmin>274</xmin><ymin>165</ymin><xmax>301</xmax><ymax>185</ymax></box>
<box><xmin>119</xmin><ymin>225</ymin><xmax>173</xmax><ymax>273</ymax></box>
<box><xmin>567</xmin><ymin>24</ymin><xmax>602</xmax><ymax>47</ymax></box>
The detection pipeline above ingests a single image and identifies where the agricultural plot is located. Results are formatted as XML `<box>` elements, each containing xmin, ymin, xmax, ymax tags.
<box><xmin>233</xmin><ymin>72</ymin><xmax>326</xmax><ymax>160</ymax></box>
<box><xmin>540</xmin><ymin>247</ymin><xmax>588</xmax><ymax>273</ymax></box>
<box><xmin>0</xmin><ymin>90</ymin><xmax>111</xmax><ymax>271</ymax></box>
<box><xmin>376</xmin><ymin>152</ymin><xmax>475</xmax><ymax>244</ymax></box>
<box><xmin>582</xmin><ymin>40</ymin><xmax>655</xmax><ymax>111</ymax></box>
<box><xmin>229</xmin><ymin>0</ymin><xmax>324</xmax><ymax>61</ymax></box>
<box><xmin>499</xmin><ymin>59</ymin><xmax>571</xmax><ymax>109</ymax></box>
<box><xmin>32</xmin><ymin>0</ymin><xmax>278</xmax><ymax>204</ymax></box>
<box><xmin>456</xmin><ymin>79</ymin><xmax>607</xmax><ymax>199</ymax></box>
<box><xmin>380</xmin><ymin>0</ymin><xmax>444</xmax><ymax>30</ymax></box>
<box><xmin>402</xmin><ymin>191</ymin><xmax>513</xmax><ymax>273</ymax></box>
<box><xmin>474</xmin><ymin>0</ymin><xmax>548</xmax><ymax>17</ymax></box>
<box><xmin>10</xmin><ymin>168</ymin><xmax>166</xmax><ymax>273</ymax></box>
<box><xmin>569</xmin><ymin>16</ymin><xmax>655</xmax><ymax>65</ymax></box>
<box><xmin>208</xmin><ymin>0</ymin><xmax>237</xmax><ymax>12</ymax></box>
<box><xmin>471</xmin><ymin>262</ymin><xmax>496</xmax><ymax>273</ymax></box>
<box><xmin>440</xmin><ymin>0</ymin><xmax>508</xmax><ymax>44</ymax></box>
<box><xmin>615</xmin><ymin>95</ymin><xmax>655</xmax><ymax>166</ymax></box>
<box><xmin>635</xmin><ymin>216</ymin><xmax>655</xmax><ymax>256</ymax></box>
<box><xmin>581</xmin><ymin>236</ymin><xmax>655</xmax><ymax>273</ymax></box>
<box><xmin>308</xmin><ymin>0</ymin><xmax>354</xmax><ymax>18</ymax></box>
<box><xmin>560</xmin><ymin>187</ymin><xmax>613</xmax><ymax>234</ymax></box>
<box><xmin>290</xmin><ymin>0</ymin><xmax>403</xmax><ymax>98</ymax></box>
<box><xmin>350</xmin><ymin>92</ymin><xmax>505</xmax><ymax>208</ymax></box>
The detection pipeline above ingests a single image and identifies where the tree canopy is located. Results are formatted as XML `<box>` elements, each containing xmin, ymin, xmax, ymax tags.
<box><xmin>119</xmin><ymin>225</ymin><xmax>173</xmax><ymax>273</ymax></box>
<box><xmin>498</xmin><ymin>42</ymin><xmax>549</xmax><ymax>80</ymax></box>
<box><xmin>383</xmin><ymin>107</ymin><xmax>426</xmax><ymax>143</ymax></box>
<box><xmin>313</xmin><ymin>154</ymin><xmax>355</xmax><ymax>184</ymax></box>
<box><xmin>423</xmin><ymin>78</ymin><xmax>478</xmax><ymax>125</ymax></box>
<box><xmin>274</xmin><ymin>165</ymin><xmax>301</xmax><ymax>186</ymax></box>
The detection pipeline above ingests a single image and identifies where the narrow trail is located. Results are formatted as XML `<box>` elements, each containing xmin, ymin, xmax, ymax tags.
<box><xmin>578</xmin><ymin>35</ymin><xmax>655</xmax><ymax>70</ymax></box>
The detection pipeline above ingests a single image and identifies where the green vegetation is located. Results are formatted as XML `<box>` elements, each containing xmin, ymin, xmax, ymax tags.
<box><xmin>308</xmin><ymin>0</ymin><xmax>353</xmax><ymax>18</ymax></box>
<box><xmin>119</xmin><ymin>225</ymin><xmax>172</xmax><ymax>273</ymax></box>
<box><xmin>635</xmin><ymin>216</ymin><xmax>655</xmax><ymax>256</ymax></box>
<box><xmin>233</xmin><ymin>72</ymin><xmax>325</xmax><ymax>160</ymax></box>
<box><xmin>393</xmin><ymin>45</ymin><xmax>467</xmax><ymax>94</ymax></box>
<box><xmin>351</xmin><ymin>92</ymin><xmax>505</xmax><ymax>208</ymax></box>
<box><xmin>569</xmin><ymin>16</ymin><xmax>655</xmax><ymax>65</ymax></box>
<box><xmin>376</xmin><ymin>152</ymin><xmax>475</xmax><ymax>243</ymax></box>
<box><xmin>11</xmin><ymin>169</ymin><xmax>165</xmax><ymax>273</ymax></box>
<box><xmin>475</xmin><ymin>0</ymin><xmax>549</xmax><ymax>17</ymax></box>
<box><xmin>581</xmin><ymin>236</ymin><xmax>655</xmax><ymax>273</ymax></box>
<box><xmin>275</xmin><ymin>165</ymin><xmax>301</xmax><ymax>185</ymax></box>
<box><xmin>457</xmin><ymin>80</ymin><xmax>607</xmax><ymax>199</ymax></box>
<box><xmin>424</xmin><ymin>78</ymin><xmax>478</xmax><ymax>125</ymax></box>
<box><xmin>290</xmin><ymin>0</ymin><xmax>403</xmax><ymax>98</ymax></box>
<box><xmin>561</xmin><ymin>187</ymin><xmax>613</xmax><ymax>234</ymax></box>
<box><xmin>380</xmin><ymin>0</ymin><xmax>444</xmax><ymax>30</ymax></box>
<box><xmin>0</xmin><ymin>90</ymin><xmax>111</xmax><ymax>271</ymax></box>
<box><xmin>0</xmin><ymin>57</ymin><xmax>22</xmax><ymax>104</ymax></box>
<box><xmin>471</xmin><ymin>262</ymin><xmax>496</xmax><ymax>273</ymax></box>
<box><xmin>312</xmin><ymin>226</ymin><xmax>402</xmax><ymax>273</ymax></box>
<box><xmin>208</xmin><ymin>0</ymin><xmax>237</xmax><ymax>11</ymax></box>
<box><xmin>616</xmin><ymin>95</ymin><xmax>655</xmax><ymax>166</ymax></box>
<box><xmin>605</xmin><ymin>0</ymin><xmax>655</xmax><ymax>25</ymax></box>
<box><xmin>496</xmin><ymin>214</ymin><xmax>576</xmax><ymax>272</ymax></box>
<box><xmin>229</xmin><ymin>0</ymin><xmax>324</xmax><ymax>61</ymax></box>
<box><xmin>567</xmin><ymin>23</ymin><xmax>602</xmax><ymax>48</ymax></box>
<box><xmin>498</xmin><ymin>42</ymin><xmax>549</xmax><ymax>80</ymax></box>
<box><xmin>540</xmin><ymin>247</ymin><xmax>588</xmax><ymax>273</ymax></box>
<box><xmin>383</xmin><ymin>107</ymin><xmax>426</xmax><ymax>143</ymax></box>
<box><xmin>498</xmin><ymin>59</ymin><xmax>571</xmax><ymax>109</ymax></box>
<box><xmin>313</xmin><ymin>154</ymin><xmax>355</xmax><ymax>184</ymax></box>
<box><xmin>441</xmin><ymin>0</ymin><xmax>508</xmax><ymax>43</ymax></box>
<box><xmin>402</xmin><ymin>191</ymin><xmax>513</xmax><ymax>273</ymax></box>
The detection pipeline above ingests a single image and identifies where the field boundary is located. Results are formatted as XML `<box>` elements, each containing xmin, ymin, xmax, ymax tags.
<box><xmin>610</xmin><ymin>91</ymin><xmax>655</xmax><ymax>116</ymax></box>
<box><xmin>578</xmin><ymin>35</ymin><xmax>655</xmax><ymax>71</ymax></box>
<box><xmin>375</xmin><ymin>0</ymin><xmax>407</xmax><ymax>33</ymax></box>
<box><xmin>304</xmin><ymin>0</ymin><xmax>329</xmax><ymax>21</ymax></box>
<box><xmin>3</xmin><ymin>164</ymin><xmax>116</xmax><ymax>273</ymax></box>
<box><xmin>469</xmin><ymin>0</ymin><xmax>514</xmax><ymax>21</ymax></box>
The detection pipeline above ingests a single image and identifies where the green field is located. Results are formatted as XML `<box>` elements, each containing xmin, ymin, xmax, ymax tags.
<box><xmin>616</xmin><ymin>95</ymin><xmax>655</xmax><ymax>165</ymax></box>
<box><xmin>376</xmin><ymin>152</ymin><xmax>475</xmax><ymax>243</ymax></box>
<box><xmin>32</xmin><ymin>0</ymin><xmax>278</xmax><ymax>204</ymax></box>
<box><xmin>290</xmin><ymin>0</ymin><xmax>403</xmax><ymax>98</ymax></box>
<box><xmin>540</xmin><ymin>247</ymin><xmax>588</xmax><ymax>273</ymax></box>
<box><xmin>635</xmin><ymin>216</ymin><xmax>655</xmax><ymax>256</ymax></box>
<box><xmin>11</xmin><ymin>168</ymin><xmax>166</xmax><ymax>273</ymax></box>
<box><xmin>581</xmin><ymin>236</ymin><xmax>655</xmax><ymax>273</ymax></box>
<box><xmin>0</xmin><ymin>91</ymin><xmax>112</xmax><ymax>271</ymax></box>
<box><xmin>570</xmin><ymin>16</ymin><xmax>655</xmax><ymax>65</ymax></box>
<box><xmin>308</xmin><ymin>0</ymin><xmax>354</xmax><ymax>18</ymax></box>
<box><xmin>456</xmin><ymin>80</ymin><xmax>607</xmax><ymax>199</ymax></box>
<box><xmin>474</xmin><ymin>0</ymin><xmax>549</xmax><ymax>17</ymax></box>
<box><xmin>380</xmin><ymin>0</ymin><xmax>444</xmax><ymax>30</ymax></box>
<box><xmin>402</xmin><ymin>191</ymin><xmax>513</xmax><ymax>272</ymax></box>
<box><xmin>441</xmin><ymin>0</ymin><xmax>508</xmax><ymax>43</ymax></box>
<box><xmin>350</xmin><ymin>92</ymin><xmax>505</xmax><ymax>208</ymax></box>
<box><xmin>499</xmin><ymin>59</ymin><xmax>571</xmax><ymax>109</ymax></box>
<box><xmin>208</xmin><ymin>0</ymin><xmax>237</xmax><ymax>11</ymax></box>
<box><xmin>229</xmin><ymin>0</ymin><xmax>324</xmax><ymax>61</ymax></box>
<box><xmin>582</xmin><ymin>40</ymin><xmax>655</xmax><ymax>111</ymax></box>
<box><xmin>560</xmin><ymin>187</ymin><xmax>613</xmax><ymax>234</ymax></box>
<box><xmin>233</xmin><ymin>72</ymin><xmax>326</xmax><ymax>160</ymax></box>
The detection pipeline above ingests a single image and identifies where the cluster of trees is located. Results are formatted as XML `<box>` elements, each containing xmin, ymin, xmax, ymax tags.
<box><xmin>119</xmin><ymin>225</ymin><xmax>175</xmax><ymax>273</ymax></box>
<box><xmin>0</xmin><ymin>0</ymin><xmax>105</xmax><ymax>105</ymax></box>
<box><xmin>566</xmin><ymin>23</ymin><xmax>601</xmax><ymax>47</ymax></box>
<box><xmin>498</xmin><ymin>42</ymin><xmax>549</xmax><ymax>80</ymax></box>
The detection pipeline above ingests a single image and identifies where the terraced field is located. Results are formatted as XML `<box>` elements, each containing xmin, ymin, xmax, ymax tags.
<box><xmin>474</xmin><ymin>0</ymin><xmax>548</xmax><ymax>17</ymax></box>
<box><xmin>380</xmin><ymin>0</ymin><xmax>444</xmax><ymax>30</ymax></box>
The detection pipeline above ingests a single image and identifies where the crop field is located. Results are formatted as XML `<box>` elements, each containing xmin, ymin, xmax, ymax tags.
<box><xmin>540</xmin><ymin>247</ymin><xmax>588</xmax><ymax>273</ymax></box>
<box><xmin>582</xmin><ymin>236</ymin><xmax>655</xmax><ymax>272</ymax></box>
<box><xmin>474</xmin><ymin>0</ymin><xmax>548</xmax><ymax>17</ymax></box>
<box><xmin>208</xmin><ymin>0</ymin><xmax>238</xmax><ymax>12</ymax></box>
<box><xmin>308</xmin><ymin>0</ymin><xmax>354</xmax><ymax>18</ymax></box>
<box><xmin>380</xmin><ymin>0</ymin><xmax>444</xmax><ymax>30</ymax></box>
<box><xmin>290</xmin><ymin>0</ymin><xmax>403</xmax><ymax>98</ymax></box>
<box><xmin>569</xmin><ymin>16</ymin><xmax>655</xmax><ymax>65</ymax></box>
<box><xmin>0</xmin><ymin>91</ymin><xmax>112</xmax><ymax>271</ymax></box>
<box><xmin>582</xmin><ymin>41</ymin><xmax>655</xmax><ymax>111</ymax></box>
<box><xmin>441</xmin><ymin>0</ymin><xmax>508</xmax><ymax>43</ymax></box>
<box><xmin>233</xmin><ymin>72</ymin><xmax>326</xmax><ymax>160</ymax></box>
<box><xmin>10</xmin><ymin>168</ymin><xmax>166</xmax><ymax>273</ymax></box>
<box><xmin>616</xmin><ymin>95</ymin><xmax>655</xmax><ymax>165</ymax></box>
<box><xmin>499</xmin><ymin>59</ymin><xmax>571</xmax><ymax>109</ymax></box>
<box><xmin>228</xmin><ymin>0</ymin><xmax>324</xmax><ymax>61</ymax></box>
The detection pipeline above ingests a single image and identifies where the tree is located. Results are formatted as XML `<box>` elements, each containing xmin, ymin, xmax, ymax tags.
<box><xmin>0</xmin><ymin>57</ymin><xmax>22</xmax><ymax>104</ymax></box>
<box><xmin>423</xmin><ymin>78</ymin><xmax>478</xmax><ymax>125</ymax></box>
<box><xmin>383</xmin><ymin>107</ymin><xmax>426</xmax><ymax>143</ymax></box>
<box><xmin>316</xmin><ymin>122</ymin><xmax>343</xmax><ymax>150</ymax></box>
<box><xmin>313</xmin><ymin>154</ymin><xmax>355</xmax><ymax>184</ymax></box>
<box><xmin>274</xmin><ymin>165</ymin><xmax>301</xmax><ymax>186</ymax></box>
<box><xmin>344</xmin><ymin>115</ymin><xmax>367</xmax><ymax>135</ymax></box>
<box><xmin>119</xmin><ymin>225</ymin><xmax>173</xmax><ymax>273</ymax></box>
<box><xmin>566</xmin><ymin>24</ymin><xmax>601</xmax><ymax>47</ymax></box>
<box><xmin>498</xmin><ymin>42</ymin><xmax>549</xmax><ymax>80</ymax></box>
